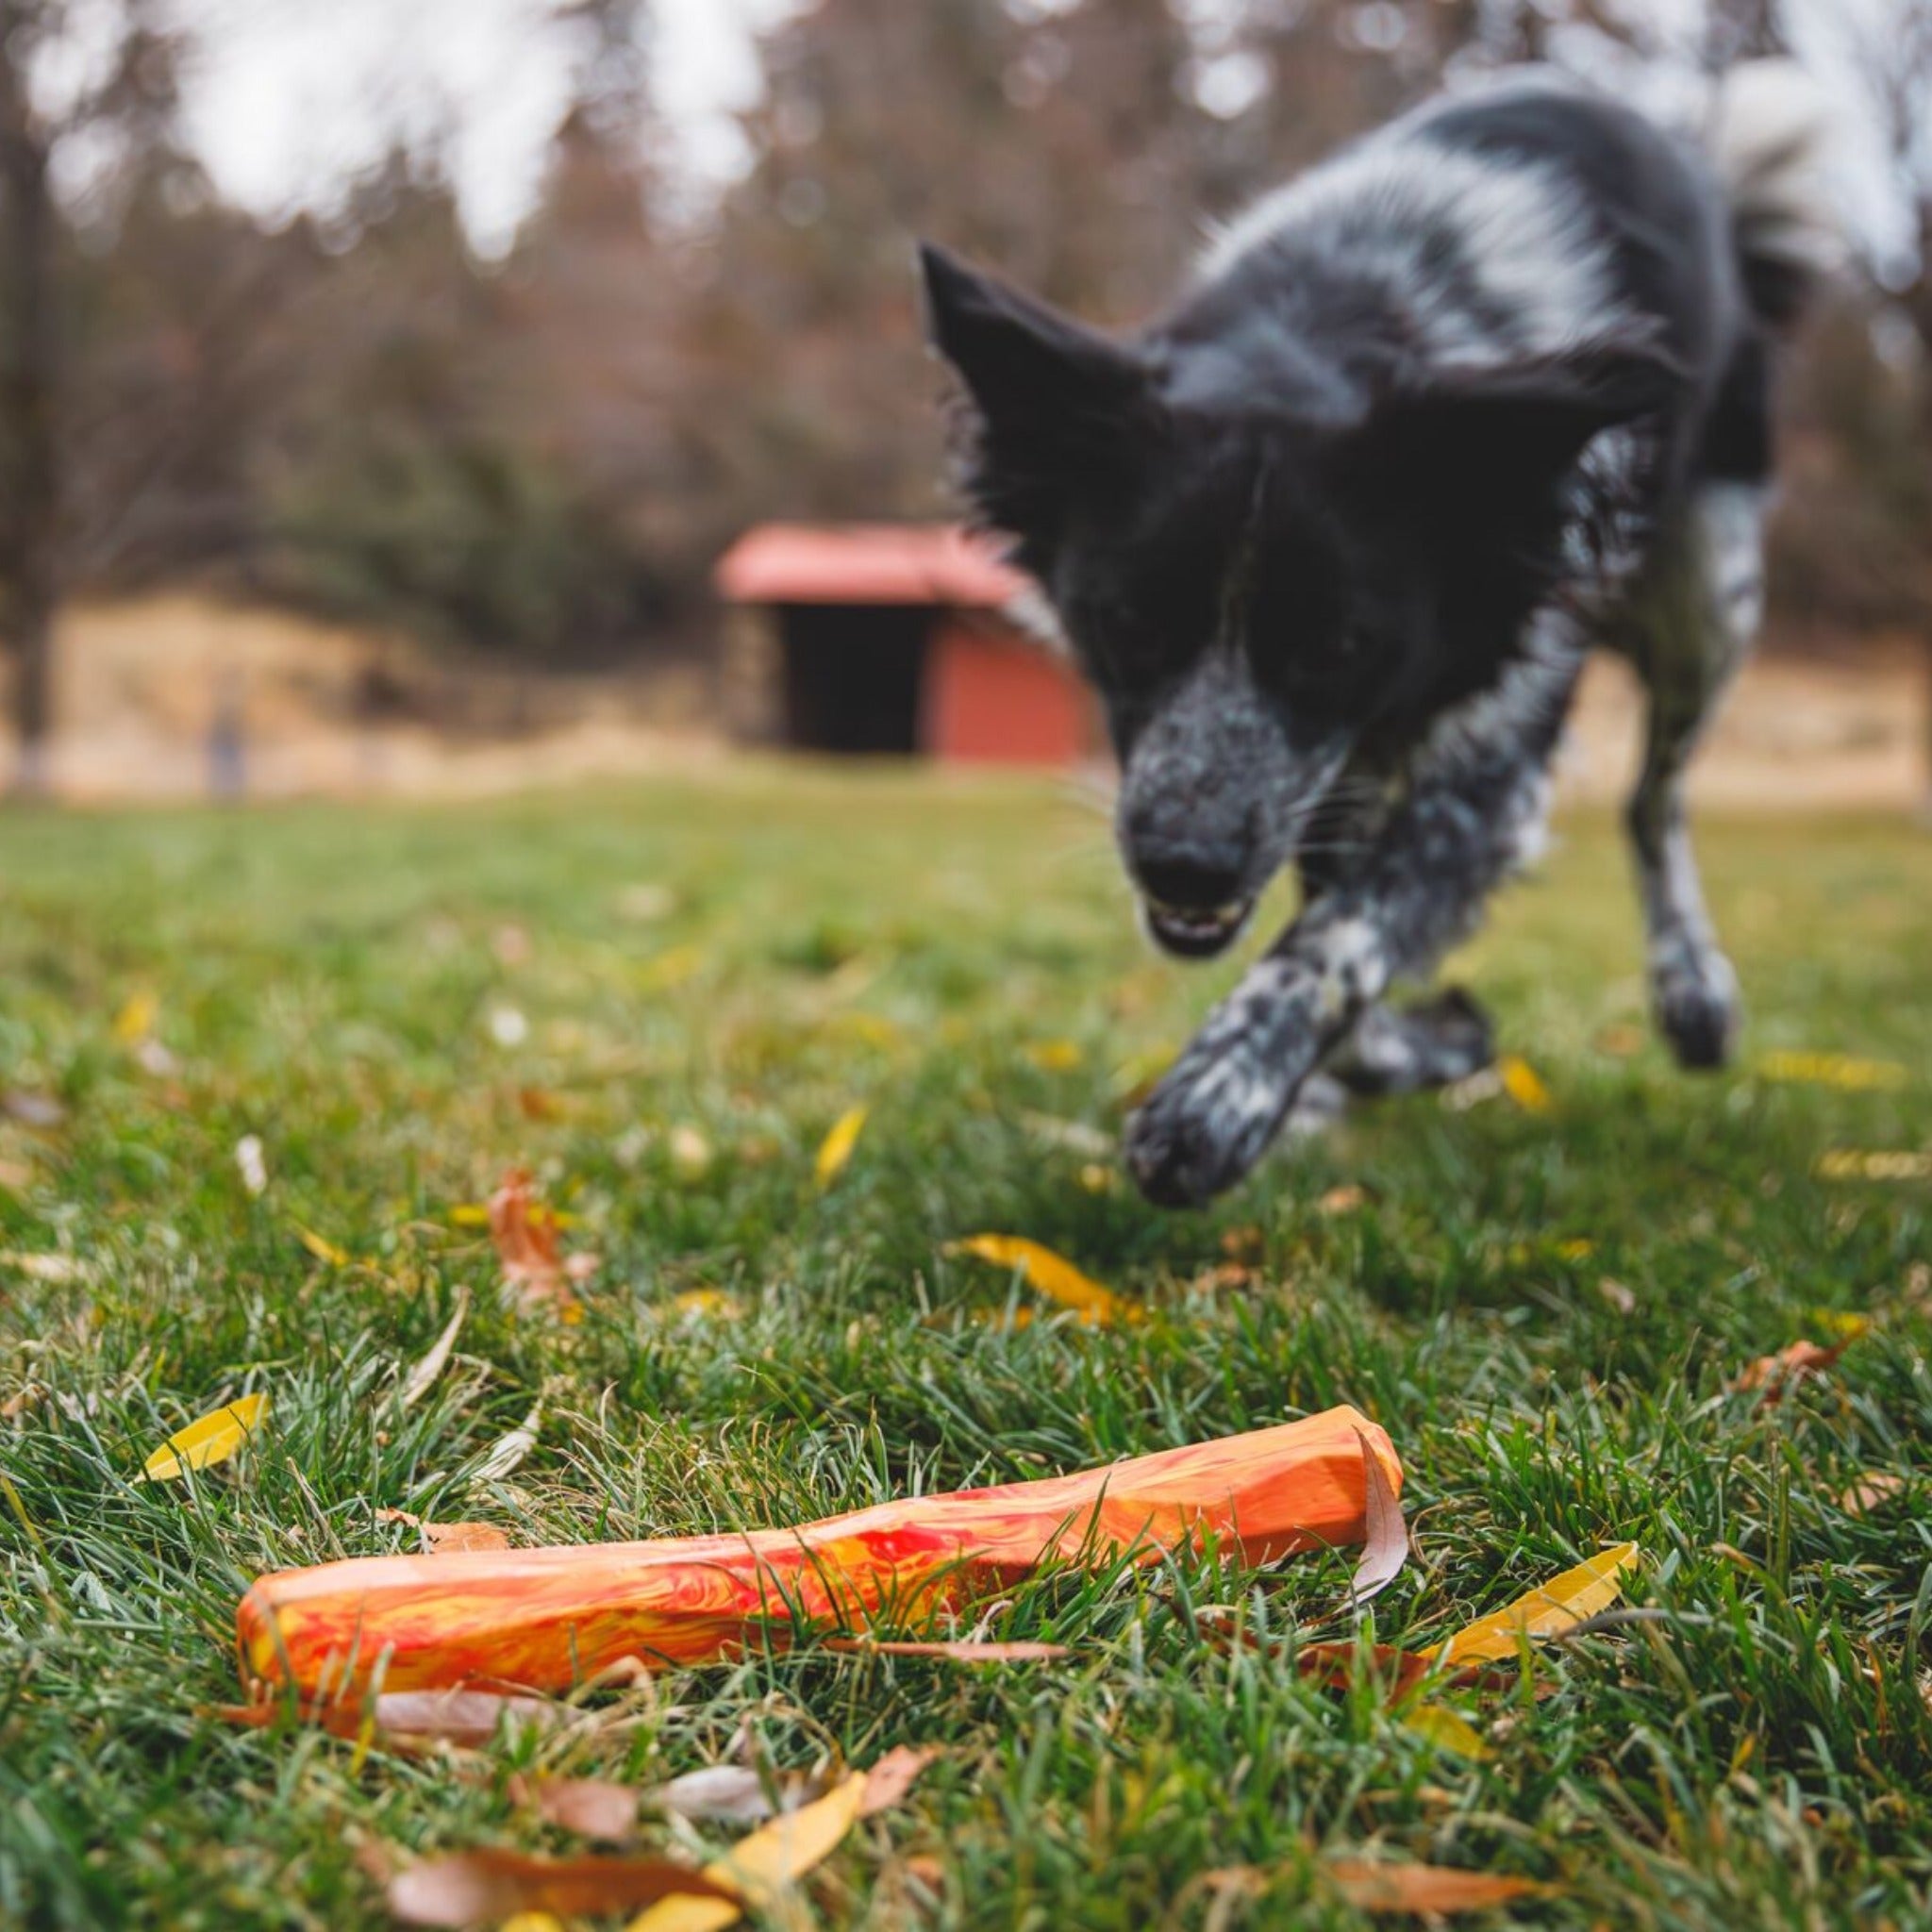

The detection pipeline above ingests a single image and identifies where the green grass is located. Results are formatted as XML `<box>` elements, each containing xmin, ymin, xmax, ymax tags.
<box><xmin>2</xmin><ymin>770</ymin><xmax>1930</xmax><ymax>1931</ymax></box>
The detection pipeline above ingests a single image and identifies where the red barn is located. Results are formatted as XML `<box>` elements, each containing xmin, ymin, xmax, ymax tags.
<box><xmin>714</xmin><ymin>524</ymin><xmax>1099</xmax><ymax>767</ymax></box>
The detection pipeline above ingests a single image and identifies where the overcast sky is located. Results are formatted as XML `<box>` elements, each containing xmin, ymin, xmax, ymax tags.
<box><xmin>175</xmin><ymin>0</ymin><xmax>798</xmax><ymax>253</ymax></box>
<box><xmin>160</xmin><ymin>0</ymin><xmax>1911</xmax><ymax>272</ymax></box>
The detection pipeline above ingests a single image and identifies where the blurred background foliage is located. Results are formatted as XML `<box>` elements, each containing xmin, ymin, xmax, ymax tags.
<box><xmin>0</xmin><ymin>0</ymin><xmax>1927</xmax><ymax>743</ymax></box>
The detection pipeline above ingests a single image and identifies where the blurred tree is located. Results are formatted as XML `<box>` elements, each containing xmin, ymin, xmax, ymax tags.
<box><xmin>0</xmin><ymin>0</ymin><xmax>176</xmax><ymax>792</ymax></box>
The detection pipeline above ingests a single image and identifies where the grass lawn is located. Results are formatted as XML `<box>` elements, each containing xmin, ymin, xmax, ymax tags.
<box><xmin>3</xmin><ymin>770</ymin><xmax>1930</xmax><ymax>1931</ymax></box>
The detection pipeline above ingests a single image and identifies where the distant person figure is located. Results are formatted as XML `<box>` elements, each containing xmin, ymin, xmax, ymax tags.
<box><xmin>208</xmin><ymin>666</ymin><xmax>246</xmax><ymax>801</ymax></box>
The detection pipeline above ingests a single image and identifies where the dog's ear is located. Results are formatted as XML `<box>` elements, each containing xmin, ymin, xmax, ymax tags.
<box><xmin>918</xmin><ymin>242</ymin><xmax>1155</xmax><ymax>541</ymax></box>
<box><xmin>1357</xmin><ymin>334</ymin><xmax>1688</xmax><ymax>505</ymax></box>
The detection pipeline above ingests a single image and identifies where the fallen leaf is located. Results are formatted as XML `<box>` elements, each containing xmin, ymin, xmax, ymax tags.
<box><xmin>518</xmin><ymin>1088</ymin><xmax>562</xmax><ymax>1123</ymax></box>
<box><xmin>1076</xmin><ymin>1163</ymin><xmax>1115</xmax><ymax>1195</ymax></box>
<box><xmin>0</xmin><ymin>1250</ymin><xmax>86</xmax><ymax>1284</ymax></box>
<box><xmin>524</xmin><ymin>1776</ymin><xmax>642</xmax><ymax>1842</ymax></box>
<box><xmin>617</xmin><ymin>883</ymin><xmax>677</xmax><ymax>923</ymax></box>
<box><xmin>814</xmin><ymin>1106</ymin><xmax>868</xmax><ymax>1188</ymax></box>
<box><xmin>376</xmin><ymin>1509</ymin><xmax>513</xmax><ymax>1556</ymax></box>
<box><xmin>1317</xmin><ymin>1185</ymin><xmax>1368</xmax><ymax>1216</ymax></box>
<box><xmin>134</xmin><ymin>1036</ymin><xmax>180</xmax><ymax>1076</ymax></box>
<box><xmin>670</xmin><ymin>1126</ymin><xmax>714</xmax><ymax>1182</ymax></box>
<box><xmin>1400</xmin><ymin>1703</ymin><xmax>1492</xmax><ymax>1759</ymax></box>
<box><xmin>1759</xmin><ymin>1050</ymin><xmax>1907</xmax><ymax>1091</ymax></box>
<box><xmin>295</xmin><ymin>1224</ymin><xmax>351</xmax><ymax>1268</ymax></box>
<box><xmin>1286</xmin><ymin>1641</ymin><xmax>1513</xmax><ymax>1698</ymax></box>
<box><xmin>401</xmin><ymin>1291</ymin><xmax>471</xmax><ymax>1408</ymax></box>
<box><xmin>652</xmin><ymin>1766</ymin><xmax>798</xmax><ymax>1826</ymax></box>
<box><xmin>389</xmin><ymin>1849</ymin><xmax>731</xmax><ymax>1928</ymax></box>
<box><xmin>625</xmin><ymin>1772</ymin><xmax>868</xmax><ymax>1932</ymax></box>
<box><xmin>472</xmin><ymin>1399</ymin><xmax>542</xmax><ymax>1483</ymax></box>
<box><xmin>1430</xmin><ymin>1543</ymin><xmax>1641</xmax><ymax>1665</ymax></box>
<box><xmin>1731</xmin><ymin>1333</ymin><xmax>1858</xmax><ymax>1406</ymax></box>
<box><xmin>113</xmin><ymin>991</ymin><xmax>158</xmax><ymax>1043</ymax></box>
<box><xmin>214</xmin><ymin>1687</ymin><xmax>566</xmax><ymax>1751</ymax></box>
<box><xmin>487</xmin><ymin>1006</ymin><xmax>531</xmax><ymax>1048</ymax></box>
<box><xmin>1024</xmin><ymin>1040</ymin><xmax>1083</xmax><ymax>1072</ymax></box>
<box><xmin>0</xmin><ymin>1091</ymin><xmax>65</xmax><ymax>1129</ymax></box>
<box><xmin>946</xmin><ymin>1234</ymin><xmax>1142</xmax><ymax>1327</ymax></box>
<box><xmin>1112</xmin><ymin>1042</ymin><xmax>1175</xmax><ymax>1104</ymax></box>
<box><xmin>824</xmin><ymin>1638</ymin><xmax>1070</xmax><ymax>1663</ymax></box>
<box><xmin>670</xmin><ymin>1289</ymin><xmax>743</xmax><ymax>1320</ymax></box>
<box><xmin>639</xmin><ymin>944</ymin><xmax>703</xmax><ymax>993</ymax></box>
<box><xmin>141</xmin><ymin>1392</ymin><xmax>269</xmax><ymax>1483</ymax></box>
<box><xmin>489</xmin><ymin>1170</ymin><xmax>591</xmax><ymax>1317</ymax></box>
<box><xmin>1221</xmin><ymin>1225</ymin><xmax>1266</xmax><ymax>1262</ymax></box>
<box><xmin>1817</xmin><ymin>1149</ymin><xmax>1932</xmax><ymax>1183</ymax></box>
<box><xmin>1594</xmin><ymin>1024</ymin><xmax>1646</xmax><ymax>1058</ymax></box>
<box><xmin>1324</xmin><ymin>1860</ymin><xmax>1546</xmax><ymax>1915</ymax></box>
<box><xmin>1597</xmin><ymin>1277</ymin><xmax>1637</xmax><ymax>1315</ymax></box>
<box><xmin>858</xmin><ymin>1745</ymin><xmax>937</xmax><ymax>1817</ymax></box>
<box><xmin>0</xmin><ymin>1157</ymin><xmax>30</xmax><ymax>1191</ymax></box>
<box><xmin>1017</xmin><ymin>1110</ymin><xmax>1112</xmax><ymax>1159</ymax></box>
<box><xmin>235</xmin><ymin>1135</ymin><xmax>268</xmax><ymax>1197</ymax></box>
<box><xmin>1348</xmin><ymin>1427</ymin><xmax>1408</xmax><ymax>1607</ymax></box>
<box><xmin>1497</xmin><ymin>1055</ymin><xmax>1553</xmax><ymax>1113</ymax></box>
<box><xmin>1839</xmin><ymin>1473</ymin><xmax>1907</xmax><ymax>1516</ymax></box>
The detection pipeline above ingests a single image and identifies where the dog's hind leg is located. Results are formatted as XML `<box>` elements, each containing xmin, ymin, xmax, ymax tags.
<box><xmin>1325</xmin><ymin>988</ymin><xmax>1496</xmax><ymax>1098</ymax></box>
<box><xmin>1624</xmin><ymin>482</ymin><xmax>1764</xmax><ymax>1069</ymax></box>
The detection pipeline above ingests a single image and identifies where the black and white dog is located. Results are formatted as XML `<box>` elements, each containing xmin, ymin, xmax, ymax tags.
<box><xmin>920</xmin><ymin>61</ymin><xmax>1839</xmax><ymax>1208</ymax></box>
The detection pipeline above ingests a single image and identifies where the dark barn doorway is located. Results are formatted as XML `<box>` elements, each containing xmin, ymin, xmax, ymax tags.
<box><xmin>777</xmin><ymin>604</ymin><xmax>930</xmax><ymax>755</ymax></box>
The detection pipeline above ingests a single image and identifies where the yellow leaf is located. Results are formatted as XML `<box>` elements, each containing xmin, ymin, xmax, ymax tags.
<box><xmin>1430</xmin><ymin>1542</ymin><xmax>1640</xmax><ymax>1665</ymax></box>
<box><xmin>625</xmin><ymin>1772</ymin><xmax>866</xmax><ymax>1932</ymax></box>
<box><xmin>1817</xmin><ymin>1149</ymin><xmax>1932</xmax><ymax>1183</ymax></box>
<box><xmin>947</xmin><ymin>1234</ymin><xmax>1142</xmax><ymax>1327</ymax></box>
<box><xmin>1760</xmin><ymin>1050</ymin><xmax>1907</xmax><ymax>1092</ymax></box>
<box><xmin>1498</xmin><ymin>1055</ymin><xmax>1553</xmax><ymax>1114</ymax></box>
<box><xmin>672</xmin><ymin>1290</ymin><xmax>743</xmax><ymax>1320</ymax></box>
<box><xmin>113</xmin><ymin>991</ymin><xmax>158</xmax><ymax>1043</ymax></box>
<box><xmin>447</xmin><ymin>1204</ymin><xmax>491</xmax><ymax>1228</ymax></box>
<box><xmin>814</xmin><ymin>1106</ymin><xmax>868</xmax><ymax>1188</ymax></box>
<box><xmin>640</xmin><ymin>944</ymin><xmax>704</xmax><ymax>994</ymax></box>
<box><xmin>141</xmin><ymin>1392</ymin><xmax>269</xmax><ymax>1483</ymax></box>
<box><xmin>1401</xmin><ymin>1703</ymin><xmax>1492</xmax><ymax>1760</ymax></box>
<box><xmin>1024</xmin><ymin>1039</ymin><xmax>1083</xmax><ymax>1072</ymax></box>
<box><xmin>295</xmin><ymin>1224</ymin><xmax>350</xmax><ymax>1267</ymax></box>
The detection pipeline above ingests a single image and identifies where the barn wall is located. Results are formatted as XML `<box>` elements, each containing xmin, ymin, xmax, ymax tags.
<box><xmin>923</xmin><ymin>619</ymin><xmax>1094</xmax><ymax>766</ymax></box>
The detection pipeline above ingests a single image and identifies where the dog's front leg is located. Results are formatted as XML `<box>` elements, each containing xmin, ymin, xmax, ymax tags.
<box><xmin>1125</xmin><ymin>632</ymin><xmax>1583</xmax><ymax>1208</ymax></box>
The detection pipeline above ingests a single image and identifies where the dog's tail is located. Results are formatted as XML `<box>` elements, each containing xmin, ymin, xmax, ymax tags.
<box><xmin>1710</xmin><ymin>58</ymin><xmax>1844</xmax><ymax>332</ymax></box>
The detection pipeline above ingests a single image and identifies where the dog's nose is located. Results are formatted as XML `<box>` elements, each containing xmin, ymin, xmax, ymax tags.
<box><xmin>1130</xmin><ymin>842</ymin><xmax>1248</xmax><ymax>912</ymax></box>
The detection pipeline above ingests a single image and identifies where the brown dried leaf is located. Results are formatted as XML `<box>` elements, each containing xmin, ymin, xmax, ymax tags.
<box><xmin>387</xmin><ymin>1848</ymin><xmax>731</xmax><ymax>1928</ymax></box>
<box><xmin>824</xmin><ymin>1637</ymin><xmax>1070</xmax><ymax>1664</ymax></box>
<box><xmin>522</xmin><ymin>1775</ymin><xmax>642</xmax><ymax>1842</ymax></box>
<box><xmin>1317</xmin><ymin>1185</ymin><xmax>1369</xmax><ymax>1216</ymax></box>
<box><xmin>1731</xmin><ymin>1333</ymin><xmax>1858</xmax><ymax>1406</ymax></box>
<box><xmin>375</xmin><ymin>1508</ymin><xmax>513</xmax><ymax>1556</ymax></box>
<box><xmin>1324</xmin><ymin>1859</ymin><xmax>1548</xmax><ymax>1915</ymax></box>
<box><xmin>858</xmin><ymin>1745</ymin><xmax>938</xmax><ymax>1817</ymax></box>
<box><xmin>1839</xmin><ymin>1473</ymin><xmax>1907</xmax><ymax>1516</ymax></box>
<box><xmin>488</xmin><ymin>1170</ymin><xmax>592</xmax><ymax>1317</ymax></box>
<box><xmin>214</xmin><ymin>1687</ymin><xmax>565</xmax><ymax>1752</ymax></box>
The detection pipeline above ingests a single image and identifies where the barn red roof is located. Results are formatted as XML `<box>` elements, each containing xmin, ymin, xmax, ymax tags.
<box><xmin>715</xmin><ymin>524</ymin><xmax>1027</xmax><ymax>608</ymax></box>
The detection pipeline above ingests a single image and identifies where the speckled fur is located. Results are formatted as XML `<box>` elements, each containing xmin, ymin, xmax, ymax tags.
<box><xmin>923</xmin><ymin>63</ymin><xmax>1837</xmax><ymax>1204</ymax></box>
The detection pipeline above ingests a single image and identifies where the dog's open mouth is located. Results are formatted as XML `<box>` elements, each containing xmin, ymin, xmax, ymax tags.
<box><xmin>1143</xmin><ymin>896</ymin><xmax>1255</xmax><ymax>959</ymax></box>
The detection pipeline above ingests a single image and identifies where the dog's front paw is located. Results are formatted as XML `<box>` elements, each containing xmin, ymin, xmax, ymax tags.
<box><xmin>1654</xmin><ymin>946</ymin><xmax>1740</xmax><ymax>1070</ymax></box>
<box><xmin>1124</xmin><ymin>1033</ymin><xmax>1304</xmax><ymax>1208</ymax></box>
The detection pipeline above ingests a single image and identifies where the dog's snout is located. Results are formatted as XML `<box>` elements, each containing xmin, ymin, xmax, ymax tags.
<box><xmin>1129</xmin><ymin>841</ymin><xmax>1248</xmax><ymax>913</ymax></box>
